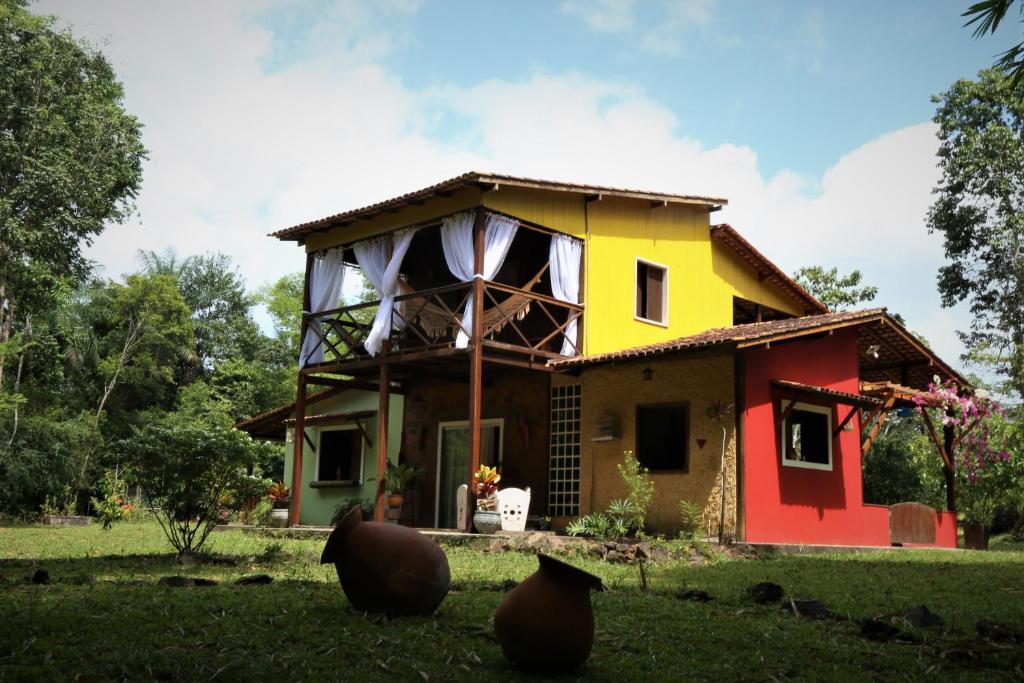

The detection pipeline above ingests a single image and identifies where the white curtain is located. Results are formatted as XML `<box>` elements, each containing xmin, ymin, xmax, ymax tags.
<box><xmin>549</xmin><ymin>234</ymin><xmax>583</xmax><ymax>355</ymax></box>
<box><xmin>354</xmin><ymin>228</ymin><xmax>417</xmax><ymax>356</ymax></box>
<box><xmin>300</xmin><ymin>249</ymin><xmax>347</xmax><ymax>367</ymax></box>
<box><xmin>440</xmin><ymin>212</ymin><xmax>519</xmax><ymax>348</ymax></box>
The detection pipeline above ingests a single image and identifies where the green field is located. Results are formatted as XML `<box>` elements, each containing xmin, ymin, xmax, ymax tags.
<box><xmin>1</xmin><ymin>522</ymin><xmax>1023</xmax><ymax>681</ymax></box>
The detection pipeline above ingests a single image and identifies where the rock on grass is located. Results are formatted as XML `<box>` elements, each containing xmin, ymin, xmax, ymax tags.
<box><xmin>236</xmin><ymin>574</ymin><xmax>273</xmax><ymax>586</ymax></box>
<box><xmin>746</xmin><ymin>582</ymin><xmax>784</xmax><ymax>604</ymax></box>
<box><xmin>677</xmin><ymin>589</ymin><xmax>713</xmax><ymax>603</ymax></box>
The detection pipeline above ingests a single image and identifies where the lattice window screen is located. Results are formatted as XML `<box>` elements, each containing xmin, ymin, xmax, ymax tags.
<box><xmin>548</xmin><ymin>384</ymin><xmax>582</xmax><ymax>517</ymax></box>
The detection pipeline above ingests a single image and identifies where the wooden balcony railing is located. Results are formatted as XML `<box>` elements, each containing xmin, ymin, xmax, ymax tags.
<box><xmin>303</xmin><ymin>281</ymin><xmax>583</xmax><ymax>367</ymax></box>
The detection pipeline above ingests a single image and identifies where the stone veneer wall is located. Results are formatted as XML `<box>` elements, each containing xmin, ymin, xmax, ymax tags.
<box><xmin>566</xmin><ymin>352</ymin><xmax>737</xmax><ymax>536</ymax></box>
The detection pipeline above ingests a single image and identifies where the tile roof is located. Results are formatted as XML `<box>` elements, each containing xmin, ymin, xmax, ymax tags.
<box><xmin>550</xmin><ymin>307</ymin><xmax>966</xmax><ymax>390</ymax></box>
<box><xmin>549</xmin><ymin>308</ymin><xmax>884</xmax><ymax>368</ymax></box>
<box><xmin>270</xmin><ymin>171</ymin><xmax>729</xmax><ymax>241</ymax></box>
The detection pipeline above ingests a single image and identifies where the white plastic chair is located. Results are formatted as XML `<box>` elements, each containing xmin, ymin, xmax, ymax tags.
<box><xmin>496</xmin><ymin>487</ymin><xmax>531</xmax><ymax>532</ymax></box>
<box><xmin>456</xmin><ymin>484</ymin><xmax>469</xmax><ymax>531</ymax></box>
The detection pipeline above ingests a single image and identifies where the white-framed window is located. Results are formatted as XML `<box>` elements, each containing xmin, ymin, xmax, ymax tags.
<box><xmin>549</xmin><ymin>384</ymin><xmax>582</xmax><ymax>517</ymax></box>
<box><xmin>316</xmin><ymin>425</ymin><xmax>365</xmax><ymax>484</ymax></box>
<box><xmin>635</xmin><ymin>257</ymin><xmax>668</xmax><ymax>325</ymax></box>
<box><xmin>780</xmin><ymin>401</ymin><xmax>833</xmax><ymax>471</ymax></box>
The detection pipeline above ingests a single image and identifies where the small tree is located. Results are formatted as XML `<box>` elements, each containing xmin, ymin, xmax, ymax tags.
<box><xmin>122</xmin><ymin>415</ymin><xmax>276</xmax><ymax>556</ymax></box>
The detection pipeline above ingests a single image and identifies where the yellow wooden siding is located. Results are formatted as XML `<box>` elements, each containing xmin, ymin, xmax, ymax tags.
<box><xmin>481</xmin><ymin>186</ymin><xmax>587</xmax><ymax>238</ymax></box>
<box><xmin>710</xmin><ymin>239</ymin><xmax>804</xmax><ymax>317</ymax></box>
<box><xmin>582</xmin><ymin>198</ymin><xmax>803</xmax><ymax>355</ymax></box>
<box><xmin>304</xmin><ymin>187</ymin><xmax>482</xmax><ymax>253</ymax></box>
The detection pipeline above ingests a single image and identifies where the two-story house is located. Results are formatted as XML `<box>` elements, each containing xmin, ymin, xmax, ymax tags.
<box><xmin>240</xmin><ymin>172</ymin><xmax>963</xmax><ymax>548</ymax></box>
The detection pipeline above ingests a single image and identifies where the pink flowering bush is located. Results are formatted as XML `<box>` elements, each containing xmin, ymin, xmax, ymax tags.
<box><xmin>914</xmin><ymin>378</ymin><xmax>1015</xmax><ymax>524</ymax></box>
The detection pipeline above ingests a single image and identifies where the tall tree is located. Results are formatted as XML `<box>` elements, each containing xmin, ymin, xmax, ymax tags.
<box><xmin>963</xmin><ymin>0</ymin><xmax>1024</xmax><ymax>91</ymax></box>
<box><xmin>792</xmin><ymin>266</ymin><xmax>878</xmax><ymax>311</ymax></box>
<box><xmin>929</xmin><ymin>69</ymin><xmax>1024</xmax><ymax>398</ymax></box>
<box><xmin>0</xmin><ymin>0</ymin><xmax>146</xmax><ymax>389</ymax></box>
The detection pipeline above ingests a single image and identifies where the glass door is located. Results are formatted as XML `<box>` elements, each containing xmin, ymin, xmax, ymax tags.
<box><xmin>436</xmin><ymin>420</ymin><xmax>502</xmax><ymax>528</ymax></box>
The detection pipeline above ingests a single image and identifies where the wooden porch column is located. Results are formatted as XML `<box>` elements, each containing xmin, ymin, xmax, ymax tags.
<box><xmin>375</xmin><ymin>347</ymin><xmax>390</xmax><ymax>523</ymax></box>
<box><xmin>289</xmin><ymin>254</ymin><xmax>314</xmax><ymax>527</ymax></box>
<box><xmin>289</xmin><ymin>374</ymin><xmax>307</xmax><ymax>527</ymax></box>
<box><xmin>943</xmin><ymin>423</ymin><xmax>957</xmax><ymax>513</ymax></box>
<box><xmin>464</xmin><ymin>205</ymin><xmax>487</xmax><ymax>531</ymax></box>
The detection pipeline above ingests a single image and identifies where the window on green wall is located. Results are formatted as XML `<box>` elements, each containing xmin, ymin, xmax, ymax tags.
<box><xmin>317</xmin><ymin>427</ymin><xmax>364</xmax><ymax>483</ymax></box>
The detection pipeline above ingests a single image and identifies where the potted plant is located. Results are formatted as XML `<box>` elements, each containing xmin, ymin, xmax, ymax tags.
<box><xmin>472</xmin><ymin>464</ymin><xmax>502</xmax><ymax>534</ymax></box>
<box><xmin>269</xmin><ymin>481</ymin><xmax>290</xmax><ymax>528</ymax></box>
<box><xmin>383</xmin><ymin>462</ymin><xmax>417</xmax><ymax>509</ymax></box>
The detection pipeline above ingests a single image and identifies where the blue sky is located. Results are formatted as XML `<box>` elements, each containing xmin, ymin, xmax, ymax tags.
<box><xmin>259</xmin><ymin>0</ymin><xmax>1012</xmax><ymax>179</ymax></box>
<box><xmin>38</xmin><ymin>0</ymin><xmax>1017</xmax><ymax>371</ymax></box>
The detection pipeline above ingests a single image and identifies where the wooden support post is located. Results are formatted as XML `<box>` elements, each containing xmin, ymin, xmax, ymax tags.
<box><xmin>289</xmin><ymin>374</ymin><xmax>307</xmax><ymax>527</ymax></box>
<box><xmin>861</xmin><ymin>396</ymin><xmax>895</xmax><ymax>456</ymax></box>
<box><xmin>919</xmin><ymin>407</ymin><xmax>957</xmax><ymax>513</ymax></box>
<box><xmin>464</xmin><ymin>205</ymin><xmax>487</xmax><ymax>532</ymax></box>
<box><xmin>943</xmin><ymin>423</ymin><xmax>957</xmax><ymax>514</ymax></box>
<box><xmin>375</xmin><ymin>344</ymin><xmax>391</xmax><ymax>523</ymax></box>
<box><xmin>288</xmin><ymin>254</ymin><xmax>314</xmax><ymax>528</ymax></box>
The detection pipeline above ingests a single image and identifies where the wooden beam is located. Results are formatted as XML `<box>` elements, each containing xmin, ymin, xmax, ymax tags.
<box><xmin>833</xmin><ymin>405</ymin><xmax>859</xmax><ymax>438</ymax></box>
<box><xmin>943</xmin><ymin>423</ymin><xmax>957</xmax><ymax>513</ymax></box>
<box><xmin>465</xmin><ymin>205</ymin><xmax>486</xmax><ymax>532</ymax></box>
<box><xmin>861</xmin><ymin>396</ymin><xmax>895</xmax><ymax>456</ymax></box>
<box><xmin>734</xmin><ymin>351</ymin><xmax>746</xmax><ymax>543</ymax></box>
<box><xmin>374</xmin><ymin>345</ymin><xmax>390</xmax><ymax>523</ymax></box>
<box><xmin>777</xmin><ymin>399</ymin><xmax>797</xmax><ymax>429</ymax></box>
<box><xmin>303</xmin><ymin>375</ymin><xmax>404</xmax><ymax>394</ymax></box>
<box><xmin>288</xmin><ymin>374</ymin><xmax>307</xmax><ymax>527</ymax></box>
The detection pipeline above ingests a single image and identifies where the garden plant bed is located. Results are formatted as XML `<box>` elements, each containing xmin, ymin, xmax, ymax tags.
<box><xmin>2</xmin><ymin>522</ymin><xmax>1023</xmax><ymax>680</ymax></box>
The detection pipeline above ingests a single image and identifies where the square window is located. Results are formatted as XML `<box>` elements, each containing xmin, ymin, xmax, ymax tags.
<box><xmin>636</xmin><ymin>259</ymin><xmax>668</xmax><ymax>324</ymax></box>
<box><xmin>635</xmin><ymin>403</ymin><xmax>688</xmax><ymax>471</ymax></box>
<box><xmin>318</xmin><ymin>428</ymin><xmax>363</xmax><ymax>482</ymax></box>
<box><xmin>780</xmin><ymin>402</ymin><xmax>833</xmax><ymax>471</ymax></box>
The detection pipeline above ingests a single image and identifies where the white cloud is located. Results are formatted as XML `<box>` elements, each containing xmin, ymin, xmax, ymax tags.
<box><xmin>34</xmin><ymin>1</ymin><xmax>967</xmax><ymax>368</ymax></box>
<box><xmin>560</xmin><ymin>0</ymin><xmax>637</xmax><ymax>33</ymax></box>
<box><xmin>561</xmin><ymin>0</ymin><xmax>716</xmax><ymax>56</ymax></box>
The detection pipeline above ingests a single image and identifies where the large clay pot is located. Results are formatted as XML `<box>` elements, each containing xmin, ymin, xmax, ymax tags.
<box><xmin>962</xmin><ymin>522</ymin><xmax>989</xmax><ymax>550</ymax></box>
<box><xmin>494</xmin><ymin>553</ymin><xmax>604</xmax><ymax>673</ymax></box>
<box><xmin>320</xmin><ymin>505</ymin><xmax>450</xmax><ymax>615</ymax></box>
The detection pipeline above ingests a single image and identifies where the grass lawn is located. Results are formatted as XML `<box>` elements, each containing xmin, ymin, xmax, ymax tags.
<box><xmin>2</xmin><ymin>522</ymin><xmax>1023</xmax><ymax>681</ymax></box>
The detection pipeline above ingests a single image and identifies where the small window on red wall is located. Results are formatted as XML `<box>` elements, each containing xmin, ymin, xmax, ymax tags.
<box><xmin>780</xmin><ymin>402</ymin><xmax>832</xmax><ymax>471</ymax></box>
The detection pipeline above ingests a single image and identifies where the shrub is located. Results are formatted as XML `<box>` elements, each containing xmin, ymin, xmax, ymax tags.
<box><xmin>678</xmin><ymin>499</ymin><xmax>704</xmax><ymax>540</ymax></box>
<box><xmin>121</xmin><ymin>415</ymin><xmax>277</xmax><ymax>556</ymax></box>
<box><xmin>91</xmin><ymin>469</ymin><xmax>132</xmax><ymax>530</ymax></box>
<box><xmin>331</xmin><ymin>498</ymin><xmax>373</xmax><ymax>526</ymax></box>
<box><xmin>616</xmin><ymin>450</ymin><xmax>654</xmax><ymax>531</ymax></box>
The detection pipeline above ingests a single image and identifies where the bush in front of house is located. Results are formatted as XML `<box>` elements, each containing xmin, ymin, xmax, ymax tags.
<box><xmin>567</xmin><ymin>451</ymin><xmax>654</xmax><ymax>540</ymax></box>
<box><xmin>121</xmin><ymin>414</ymin><xmax>278</xmax><ymax>556</ymax></box>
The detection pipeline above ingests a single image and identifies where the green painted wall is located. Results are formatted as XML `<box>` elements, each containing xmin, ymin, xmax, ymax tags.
<box><xmin>282</xmin><ymin>390</ymin><xmax>404</xmax><ymax>526</ymax></box>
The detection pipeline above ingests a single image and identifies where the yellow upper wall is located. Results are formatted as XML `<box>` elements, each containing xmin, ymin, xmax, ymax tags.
<box><xmin>298</xmin><ymin>185</ymin><xmax>804</xmax><ymax>355</ymax></box>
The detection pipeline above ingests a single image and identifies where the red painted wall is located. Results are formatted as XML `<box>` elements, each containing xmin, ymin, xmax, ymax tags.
<box><xmin>742</xmin><ymin>329</ymin><xmax>955</xmax><ymax>548</ymax></box>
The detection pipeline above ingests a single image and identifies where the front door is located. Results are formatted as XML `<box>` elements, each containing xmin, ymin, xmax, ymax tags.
<box><xmin>435</xmin><ymin>419</ymin><xmax>503</xmax><ymax>528</ymax></box>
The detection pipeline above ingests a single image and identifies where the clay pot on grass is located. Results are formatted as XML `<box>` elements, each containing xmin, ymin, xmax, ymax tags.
<box><xmin>494</xmin><ymin>553</ymin><xmax>604</xmax><ymax>673</ymax></box>
<box><xmin>962</xmin><ymin>522</ymin><xmax>989</xmax><ymax>550</ymax></box>
<box><xmin>320</xmin><ymin>505</ymin><xmax>450</xmax><ymax>616</ymax></box>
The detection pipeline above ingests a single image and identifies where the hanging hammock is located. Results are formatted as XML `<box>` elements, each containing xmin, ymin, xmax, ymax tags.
<box><xmin>398</xmin><ymin>263</ymin><xmax>550</xmax><ymax>342</ymax></box>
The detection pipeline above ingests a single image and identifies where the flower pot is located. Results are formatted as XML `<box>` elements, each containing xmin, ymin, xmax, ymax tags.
<box><xmin>269</xmin><ymin>508</ymin><xmax>289</xmax><ymax>528</ymax></box>
<box><xmin>320</xmin><ymin>505</ymin><xmax>450</xmax><ymax>616</ymax></box>
<box><xmin>494</xmin><ymin>553</ymin><xmax>605</xmax><ymax>673</ymax></box>
<box><xmin>386</xmin><ymin>493</ymin><xmax>405</xmax><ymax>509</ymax></box>
<box><xmin>473</xmin><ymin>509</ymin><xmax>501</xmax><ymax>534</ymax></box>
<box><xmin>962</xmin><ymin>522</ymin><xmax>988</xmax><ymax>550</ymax></box>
